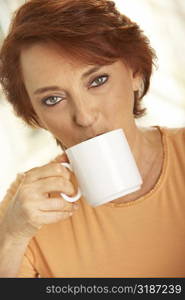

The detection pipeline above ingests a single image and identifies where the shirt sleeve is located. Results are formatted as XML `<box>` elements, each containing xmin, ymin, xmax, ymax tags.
<box><xmin>18</xmin><ymin>244</ymin><xmax>39</xmax><ymax>278</ymax></box>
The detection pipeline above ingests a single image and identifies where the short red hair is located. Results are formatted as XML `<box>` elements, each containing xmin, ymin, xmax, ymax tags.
<box><xmin>0</xmin><ymin>0</ymin><xmax>157</xmax><ymax>128</ymax></box>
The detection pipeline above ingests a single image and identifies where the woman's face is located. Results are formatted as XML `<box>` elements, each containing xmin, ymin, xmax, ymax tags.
<box><xmin>20</xmin><ymin>43</ymin><xmax>141</xmax><ymax>148</ymax></box>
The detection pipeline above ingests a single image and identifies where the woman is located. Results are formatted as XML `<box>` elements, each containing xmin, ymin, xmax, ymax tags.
<box><xmin>0</xmin><ymin>0</ymin><xmax>184</xmax><ymax>278</ymax></box>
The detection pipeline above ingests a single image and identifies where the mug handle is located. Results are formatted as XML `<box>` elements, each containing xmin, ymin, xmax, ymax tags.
<box><xmin>60</xmin><ymin>162</ymin><xmax>82</xmax><ymax>202</ymax></box>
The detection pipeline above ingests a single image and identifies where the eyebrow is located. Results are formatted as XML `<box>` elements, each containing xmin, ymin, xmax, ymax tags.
<box><xmin>33</xmin><ymin>65</ymin><xmax>103</xmax><ymax>95</ymax></box>
<box><xmin>82</xmin><ymin>65</ymin><xmax>102</xmax><ymax>78</ymax></box>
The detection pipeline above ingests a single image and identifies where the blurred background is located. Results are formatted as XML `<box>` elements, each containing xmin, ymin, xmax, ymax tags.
<box><xmin>0</xmin><ymin>0</ymin><xmax>185</xmax><ymax>201</ymax></box>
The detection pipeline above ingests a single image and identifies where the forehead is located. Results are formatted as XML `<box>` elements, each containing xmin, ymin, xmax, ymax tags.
<box><xmin>20</xmin><ymin>42</ymin><xmax>130</xmax><ymax>95</ymax></box>
<box><xmin>20</xmin><ymin>42</ymin><xmax>88</xmax><ymax>73</ymax></box>
<box><xmin>20</xmin><ymin>43</ymin><xmax>95</xmax><ymax>93</ymax></box>
<box><xmin>20</xmin><ymin>41</ymin><xmax>121</xmax><ymax>75</ymax></box>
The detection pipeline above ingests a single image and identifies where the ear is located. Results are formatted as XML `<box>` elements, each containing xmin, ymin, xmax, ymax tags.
<box><xmin>131</xmin><ymin>71</ymin><xmax>142</xmax><ymax>92</ymax></box>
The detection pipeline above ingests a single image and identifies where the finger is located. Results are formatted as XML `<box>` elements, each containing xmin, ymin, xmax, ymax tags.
<box><xmin>38</xmin><ymin>198</ymin><xmax>79</xmax><ymax>212</ymax></box>
<box><xmin>23</xmin><ymin>161</ymin><xmax>71</xmax><ymax>184</ymax></box>
<box><xmin>34</xmin><ymin>177</ymin><xmax>76</xmax><ymax>196</ymax></box>
<box><xmin>38</xmin><ymin>211</ymin><xmax>75</xmax><ymax>225</ymax></box>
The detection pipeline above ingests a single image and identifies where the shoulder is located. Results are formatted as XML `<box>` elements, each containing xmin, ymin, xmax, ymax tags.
<box><xmin>138</xmin><ymin>125</ymin><xmax>185</xmax><ymax>147</ymax></box>
<box><xmin>160</xmin><ymin>126</ymin><xmax>185</xmax><ymax>147</ymax></box>
<box><xmin>159</xmin><ymin>126</ymin><xmax>185</xmax><ymax>162</ymax></box>
<box><xmin>160</xmin><ymin>126</ymin><xmax>185</xmax><ymax>138</ymax></box>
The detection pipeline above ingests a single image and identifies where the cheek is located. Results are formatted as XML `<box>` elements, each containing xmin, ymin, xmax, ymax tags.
<box><xmin>34</xmin><ymin>108</ymin><xmax>73</xmax><ymax>141</ymax></box>
<box><xmin>39</xmin><ymin>114</ymin><xmax>62</xmax><ymax>133</ymax></box>
<box><xmin>102</xmin><ymin>82</ymin><xmax>135</xmax><ymax>124</ymax></box>
<box><xmin>31</xmin><ymin>103</ymin><xmax>59</xmax><ymax>131</ymax></box>
<box><xmin>106</xmin><ymin>86</ymin><xmax>133</xmax><ymax>113</ymax></box>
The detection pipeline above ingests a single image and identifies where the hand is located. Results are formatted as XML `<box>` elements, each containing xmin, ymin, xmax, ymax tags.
<box><xmin>2</xmin><ymin>153</ymin><xmax>80</xmax><ymax>239</ymax></box>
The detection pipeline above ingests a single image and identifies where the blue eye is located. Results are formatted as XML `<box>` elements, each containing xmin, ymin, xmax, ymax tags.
<box><xmin>91</xmin><ymin>75</ymin><xmax>109</xmax><ymax>88</ymax></box>
<box><xmin>42</xmin><ymin>96</ymin><xmax>63</xmax><ymax>106</ymax></box>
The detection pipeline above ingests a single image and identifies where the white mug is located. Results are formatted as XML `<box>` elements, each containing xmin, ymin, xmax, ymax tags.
<box><xmin>60</xmin><ymin>128</ymin><xmax>143</xmax><ymax>207</ymax></box>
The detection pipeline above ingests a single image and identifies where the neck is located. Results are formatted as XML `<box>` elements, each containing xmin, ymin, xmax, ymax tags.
<box><xmin>124</xmin><ymin>122</ymin><xmax>159</xmax><ymax>175</ymax></box>
<box><xmin>111</xmin><ymin>122</ymin><xmax>163</xmax><ymax>204</ymax></box>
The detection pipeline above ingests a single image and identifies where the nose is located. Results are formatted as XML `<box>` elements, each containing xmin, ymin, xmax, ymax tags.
<box><xmin>72</xmin><ymin>100</ymin><xmax>99</xmax><ymax>128</ymax></box>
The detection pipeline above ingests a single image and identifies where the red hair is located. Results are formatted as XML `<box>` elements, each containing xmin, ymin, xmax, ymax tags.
<box><xmin>0</xmin><ymin>0</ymin><xmax>157</xmax><ymax>128</ymax></box>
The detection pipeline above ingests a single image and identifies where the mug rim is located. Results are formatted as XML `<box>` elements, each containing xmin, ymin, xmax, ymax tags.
<box><xmin>66</xmin><ymin>128</ymin><xmax>124</xmax><ymax>152</ymax></box>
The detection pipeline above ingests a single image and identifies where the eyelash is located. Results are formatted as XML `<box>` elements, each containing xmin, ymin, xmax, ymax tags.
<box><xmin>89</xmin><ymin>74</ymin><xmax>109</xmax><ymax>88</ymax></box>
<box><xmin>41</xmin><ymin>74</ymin><xmax>109</xmax><ymax>106</ymax></box>
<box><xmin>42</xmin><ymin>95</ymin><xmax>63</xmax><ymax>107</ymax></box>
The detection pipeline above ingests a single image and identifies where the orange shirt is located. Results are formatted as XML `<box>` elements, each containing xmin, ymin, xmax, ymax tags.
<box><xmin>1</xmin><ymin>126</ymin><xmax>185</xmax><ymax>277</ymax></box>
